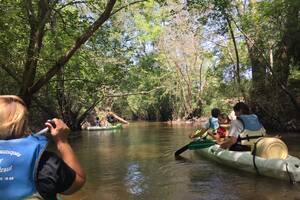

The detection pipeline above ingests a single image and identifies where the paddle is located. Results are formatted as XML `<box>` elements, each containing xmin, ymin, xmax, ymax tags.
<box><xmin>174</xmin><ymin>143</ymin><xmax>190</xmax><ymax>156</ymax></box>
<box><xmin>174</xmin><ymin>129</ymin><xmax>211</xmax><ymax>156</ymax></box>
<box><xmin>174</xmin><ymin>139</ymin><xmax>216</xmax><ymax>156</ymax></box>
<box><xmin>35</xmin><ymin>120</ymin><xmax>56</xmax><ymax>135</ymax></box>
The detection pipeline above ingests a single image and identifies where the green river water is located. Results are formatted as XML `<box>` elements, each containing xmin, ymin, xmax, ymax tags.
<box><xmin>60</xmin><ymin>122</ymin><xmax>300</xmax><ymax>200</ymax></box>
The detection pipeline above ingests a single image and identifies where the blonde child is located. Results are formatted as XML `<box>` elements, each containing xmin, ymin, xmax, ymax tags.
<box><xmin>0</xmin><ymin>95</ymin><xmax>85</xmax><ymax>199</ymax></box>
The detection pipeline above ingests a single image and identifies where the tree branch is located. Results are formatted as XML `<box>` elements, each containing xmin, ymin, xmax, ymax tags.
<box><xmin>57</xmin><ymin>0</ymin><xmax>86</xmax><ymax>11</ymax></box>
<box><xmin>104</xmin><ymin>86</ymin><xmax>165</xmax><ymax>98</ymax></box>
<box><xmin>25</xmin><ymin>0</ymin><xmax>36</xmax><ymax>27</ymax></box>
<box><xmin>0</xmin><ymin>64</ymin><xmax>21</xmax><ymax>84</ymax></box>
<box><xmin>33</xmin><ymin>96</ymin><xmax>58</xmax><ymax>117</ymax></box>
<box><xmin>231</xmin><ymin>17</ymin><xmax>300</xmax><ymax>111</ymax></box>
<box><xmin>29</xmin><ymin>0</ymin><xmax>117</xmax><ymax>95</ymax></box>
<box><xmin>21</xmin><ymin>0</ymin><xmax>52</xmax><ymax>95</ymax></box>
<box><xmin>52</xmin><ymin>9</ymin><xmax>73</xmax><ymax>36</ymax></box>
<box><xmin>77</xmin><ymin>99</ymin><xmax>101</xmax><ymax>129</ymax></box>
<box><xmin>109</xmin><ymin>0</ymin><xmax>147</xmax><ymax>17</ymax></box>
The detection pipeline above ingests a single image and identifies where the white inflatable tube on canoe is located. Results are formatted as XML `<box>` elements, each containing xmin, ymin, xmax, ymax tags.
<box><xmin>195</xmin><ymin>144</ymin><xmax>300</xmax><ymax>183</ymax></box>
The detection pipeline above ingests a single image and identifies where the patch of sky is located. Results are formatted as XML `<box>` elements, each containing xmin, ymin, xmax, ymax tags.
<box><xmin>242</xmin><ymin>67</ymin><xmax>252</xmax><ymax>79</ymax></box>
<box><xmin>222</xmin><ymin>64</ymin><xmax>235</xmax><ymax>83</ymax></box>
<box><xmin>201</xmin><ymin>24</ymin><xmax>228</xmax><ymax>51</ymax></box>
<box><xmin>222</xmin><ymin>64</ymin><xmax>252</xmax><ymax>83</ymax></box>
<box><xmin>145</xmin><ymin>41</ymin><xmax>154</xmax><ymax>54</ymax></box>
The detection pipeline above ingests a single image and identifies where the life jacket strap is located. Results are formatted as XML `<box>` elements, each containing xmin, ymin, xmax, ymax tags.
<box><xmin>237</xmin><ymin>135</ymin><xmax>264</xmax><ymax>142</ymax></box>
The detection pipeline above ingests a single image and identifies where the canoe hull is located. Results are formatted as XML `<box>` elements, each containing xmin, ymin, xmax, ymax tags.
<box><xmin>87</xmin><ymin>124</ymin><xmax>122</xmax><ymax>131</ymax></box>
<box><xmin>195</xmin><ymin>144</ymin><xmax>300</xmax><ymax>183</ymax></box>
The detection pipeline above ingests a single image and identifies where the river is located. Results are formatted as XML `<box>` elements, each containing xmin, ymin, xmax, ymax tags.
<box><xmin>61</xmin><ymin>122</ymin><xmax>300</xmax><ymax>200</ymax></box>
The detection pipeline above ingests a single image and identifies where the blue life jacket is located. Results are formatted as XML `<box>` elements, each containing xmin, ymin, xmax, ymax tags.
<box><xmin>208</xmin><ymin>117</ymin><xmax>219</xmax><ymax>130</ymax></box>
<box><xmin>238</xmin><ymin>114</ymin><xmax>263</xmax><ymax>131</ymax></box>
<box><xmin>0</xmin><ymin>134</ymin><xmax>48</xmax><ymax>200</ymax></box>
<box><xmin>236</xmin><ymin>114</ymin><xmax>265</xmax><ymax>147</ymax></box>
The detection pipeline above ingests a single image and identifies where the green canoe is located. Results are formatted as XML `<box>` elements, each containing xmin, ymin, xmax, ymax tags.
<box><xmin>87</xmin><ymin>124</ymin><xmax>122</xmax><ymax>131</ymax></box>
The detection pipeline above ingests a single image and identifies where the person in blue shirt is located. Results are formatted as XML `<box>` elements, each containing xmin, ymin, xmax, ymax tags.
<box><xmin>0</xmin><ymin>95</ymin><xmax>86</xmax><ymax>199</ymax></box>
<box><xmin>189</xmin><ymin>108</ymin><xmax>221</xmax><ymax>139</ymax></box>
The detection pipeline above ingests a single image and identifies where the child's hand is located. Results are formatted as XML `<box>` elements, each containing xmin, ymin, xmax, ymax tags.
<box><xmin>189</xmin><ymin>129</ymin><xmax>203</xmax><ymax>139</ymax></box>
<box><xmin>195</xmin><ymin>129</ymin><xmax>201</xmax><ymax>135</ymax></box>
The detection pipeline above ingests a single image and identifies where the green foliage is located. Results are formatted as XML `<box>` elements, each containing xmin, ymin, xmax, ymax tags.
<box><xmin>0</xmin><ymin>0</ymin><xmax>299</xmax><ymax>130</ymax></box>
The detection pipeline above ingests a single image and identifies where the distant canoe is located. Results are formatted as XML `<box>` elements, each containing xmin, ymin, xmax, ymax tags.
<box><xmin>87</xmin><ymin>124</ymin><xmax>122</xmax><ymax>131</ymax></box>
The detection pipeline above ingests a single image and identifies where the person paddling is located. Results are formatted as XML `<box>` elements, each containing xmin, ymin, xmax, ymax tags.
<box><xmin>218</xmin><ymin>102</ymin><xmax>266</xmax><ymax>151</ymax></box>
<box><xmin>0</xmin><ymin>95</ymin><xmax>85</xmax><ymax>199</ymax></box>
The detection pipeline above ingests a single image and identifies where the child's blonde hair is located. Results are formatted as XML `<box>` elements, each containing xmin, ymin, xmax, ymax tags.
<box><xmin>0</xmin><ymin>95</ymin><xmax>28</xmax><ymax>139</ymax></box>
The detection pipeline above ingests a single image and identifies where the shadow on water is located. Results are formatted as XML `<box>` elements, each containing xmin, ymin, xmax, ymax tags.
<box><xmin>61</xmin><ymin>122</ymin><xmax>300</xmax><ymax>200</ymax></box>
<box><xmin>175</xmin><ymin>155</ymin><xmax>193</xmax><ymax>163</ymax></box>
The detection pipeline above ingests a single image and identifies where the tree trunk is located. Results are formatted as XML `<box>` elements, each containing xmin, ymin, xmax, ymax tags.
<box><xmin>20</xmin><ymin>0</ymin><xmax>117</xmax><ymax>106</ymax></box>
<box><xmin>20</xmin><ymin>0</ymin><xmax>51</xmax><ymax>105</ymax></box>
<box><xmin>225</xmin><ymin>15</ymin><xmax>246</xmax><ymax>100</ymax></box>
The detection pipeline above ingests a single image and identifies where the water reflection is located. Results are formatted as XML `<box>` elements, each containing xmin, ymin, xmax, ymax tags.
<box><xmin>124</xmin><ymin>162</ymin><xmax>148</xmax><ymax>195</ymax></box>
